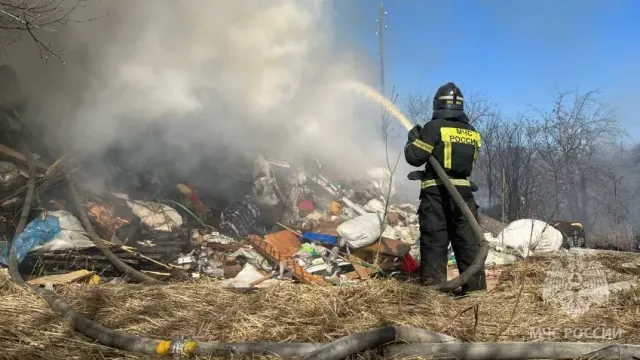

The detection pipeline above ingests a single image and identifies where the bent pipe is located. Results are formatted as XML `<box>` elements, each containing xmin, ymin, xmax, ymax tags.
<box><xmin>383</xmin><ymin>342</ymin><xmax>640</xmax><ymax>360</ymax></box>
<box><xmin>425</xmin><ymin>155</ymin><xmax>490</xmax><ymax>293</ymax></box>
<box><xmin>62</xmin><ymin>171</ymin><xmax>164</xmax><ymax>285</ymax></box>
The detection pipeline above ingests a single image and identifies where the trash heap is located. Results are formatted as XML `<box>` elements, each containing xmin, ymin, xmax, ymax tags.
<box><xmin>0</xmin><ymin>147</ymin><xmax>429</xmax><ymax>287</ymax></box>
<box><xmin>0</xmin><ymin>144</ymin><xmax>581</xmax><ymax>289</ymax></box>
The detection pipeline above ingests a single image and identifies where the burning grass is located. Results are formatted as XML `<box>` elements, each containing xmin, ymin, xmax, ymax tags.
<box><xmin>0</xmin><ymin>252</ymin><xmax>639</xmax><ymax>360</ymax></box>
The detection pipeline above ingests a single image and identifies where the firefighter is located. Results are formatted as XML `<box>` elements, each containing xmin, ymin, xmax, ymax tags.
<box><xmin>404</xmin><ymin>82</ymin><xmax>486</xmax><ymax>294</ymax></box>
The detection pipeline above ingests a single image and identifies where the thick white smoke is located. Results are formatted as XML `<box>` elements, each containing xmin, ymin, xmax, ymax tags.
<box><xmin>8</xmin><ymin>0</ymin><xmax>388</xmax><ymax>181</ymax></box>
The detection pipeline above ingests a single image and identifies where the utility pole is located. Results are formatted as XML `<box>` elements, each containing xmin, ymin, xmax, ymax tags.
<box><xmin>377</xmin><ymin>2</ymin><xmax>386</xmax><ymax>96</ymax></box>
<box><xmin>376</xmin><ymin>2</ymin><xmax>387</xmax><ymax>137</ymax></box>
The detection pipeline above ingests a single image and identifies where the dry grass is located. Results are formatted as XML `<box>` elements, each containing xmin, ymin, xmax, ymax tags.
<box><xmin>0</xmin><ymin>252</ymin><xmax>639</xmax><ymax>360</ymax></box>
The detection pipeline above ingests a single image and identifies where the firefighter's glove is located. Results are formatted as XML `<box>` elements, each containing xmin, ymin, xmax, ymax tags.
<box><xmin>408</xmin><ymin>124</ymin><xmax>422</xmax><ymax>142</ymax></box>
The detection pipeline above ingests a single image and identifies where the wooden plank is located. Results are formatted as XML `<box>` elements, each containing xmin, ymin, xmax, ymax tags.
<box><xmin>27</xmin><ymin>270</ymin><xmax>95</xmax><ymax>285</ymax></box>
<box><xmin>249</xmin><ymin>271</ymin><xmax>278</xmax><ymax>287</ymax></box>
<box><xmin>0</xmin><ymin>143</ymin><xmax>50</xmax><ymax>171</ymax></box>
<box><xmin>245</xmin><ymin>234</ymin><xmax>329</xmax><ymax>286</ymax></box>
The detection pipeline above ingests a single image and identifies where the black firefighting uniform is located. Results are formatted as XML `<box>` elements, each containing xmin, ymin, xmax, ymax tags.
<box><xmin>404</xmin><ymin>108</ymin><xmax>486</xmax><ymax>292</ymax></box>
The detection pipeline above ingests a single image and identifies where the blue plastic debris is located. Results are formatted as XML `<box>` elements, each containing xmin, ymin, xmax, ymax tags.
<box><xmin>0</xmin><ymin>215</ymin><xmax>61</xmax><ymax>266</ymax></box>
<box><xmin>301</xmin><ymin>232</ymin><xmax>338</xmax><ymax>247</ymax></box>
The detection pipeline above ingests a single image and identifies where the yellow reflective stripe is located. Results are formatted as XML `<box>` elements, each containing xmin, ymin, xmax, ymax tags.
<box><xmin>411</xmin><ymin>139</ymin><xmax>433</xmax><ymax>153</ymax></box>
<box><xmin>421</xmin><ymin>179</ymin><xmax>470</xmax><ymax>188</ymax></box>
<box><xmin>443</xmin><ymin>142</ymin><xmax>452</xmax><ymax>169</ymax></box>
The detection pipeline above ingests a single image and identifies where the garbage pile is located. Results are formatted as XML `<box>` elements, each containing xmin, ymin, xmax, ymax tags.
<box><xmin>0</xmin><ymin>142</ymin><xmax>586</xmax><ymax>288</ymax></box>
<box><xmin>0</xmin><ymin>146</ymin><xmax>431</xmax><ymax>287</ymax></box>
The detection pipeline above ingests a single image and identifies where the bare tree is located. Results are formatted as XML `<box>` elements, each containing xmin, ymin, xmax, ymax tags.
<box><xmin>464</xmin><ymin>90</ymin><xmax>494</xmax><ymax>125</ymax></box>
<box><xmin>404</xmin><ymin>89</ymin><xmax>432</xmax><ymax>126</ymax></box>
<box><xmin>534</xmin><ymin>88</ymin><xmax>621</xmax><ymax>230</ymax></box>
<box><xmin>475</xmin><ymin>113</ymin><xmax>545</xmax><ymax>222</ymax></box>
<box><xmin>0</xmin><ymin>0</ymin><xmax>92</xmax><ymax>62</ymax></box>
<box><xmin>474</xmin><ymin>111</ymin><xmax>501</xmax><ymax>205</ymax></box>
<box><xmin>404</xmin><ymin>89</ymin><xmax>495</xmax><ymax>125</ymax></box>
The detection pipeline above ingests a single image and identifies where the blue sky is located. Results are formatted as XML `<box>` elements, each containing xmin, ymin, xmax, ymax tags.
<box><xmin>331</xmin><ymin>0</ymin><xmax>640</xmax><ymax>142</ymax></box>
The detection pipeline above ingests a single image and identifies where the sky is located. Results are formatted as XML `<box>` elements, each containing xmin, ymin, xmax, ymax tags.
<box><xmin>331</xmin><ymin>0</ymin><xmax>640</xmax><ymax>142</ymax></box>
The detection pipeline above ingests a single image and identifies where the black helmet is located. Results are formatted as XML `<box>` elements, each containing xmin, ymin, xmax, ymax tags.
<box><xmin>433</xmin><ymin>82</ymin><xmax>463</xmax><ymax>111</ymax></box>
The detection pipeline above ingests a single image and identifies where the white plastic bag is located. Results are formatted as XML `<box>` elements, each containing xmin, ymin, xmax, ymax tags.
<box><xmin>337</xmin><ymin>213</ymin><xmax>383</xmax><ymax>249</ymax></box>
<box><xmin>232</xmin><ymin>248</ymin><xmax>273</xmax><ymax>272</ymax></box>
<box><xmin>225</xmin><ymin>264</ymin><xmax>263</xmax><ymax>288</ymax></box>
<box><xmin>32</xmin><ymin>210</ymin><xmax>94</xmax><ymax>252</ymax></box>
<box><xmin>366</xmin><ymin>167</ymin><xmax>396</xmax><ymax>197</ymax></box>
<box><xmin>496</xmin><ymin>219</ymin><xmax>563</xmax><ymax>258</ymax></box>
<box><xmin>363</xmin><ymin>198</ymin><xmax>386</xmax><ymax>214</ymax></box>
<box><xmin>485</xmin><ymin>249</ymin><xmax>518</xmax><ymax>266</ymax></box>
<box><xmin>126</xmin><ymin>200</ymin><xmax>183</xmax><ymax>232</ymax></box>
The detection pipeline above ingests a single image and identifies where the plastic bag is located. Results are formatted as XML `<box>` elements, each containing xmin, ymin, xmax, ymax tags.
<box><xmin>496</xmin><ymin>219</ymin><xmax>563</xmax><ymax>258</ymax></box>
<box><xmin>232</xmin><ymin>247</ymin><xmax>273</xmax><ymax>272</ymax></box>
<box><xmin>366</xmin><ymin>167</ymin><xmax>396</xmax><ymax>198</ymax></box>
<box><xmin>126</xmin><ymin>200</ymin><xmax>183</xmax><ymax>232</ymax></box>
<box><xmin>225</xmin><ymin>263</ymin><xmax>263</xmax><ymax>288</ymax></box>
<box><xmin>337</xmin><ymin>213</ymin><xmax>383</xmax><ymax>249</ymax></box>
<box><xmin>363</xmin><ymin>198</ymin><xmax>386</xmax><ymax>214</ymax></box>
<box><xmin>485</xmin><ymin>250</ymin><xmax>518</xmax><ymax>266</ymax></box>
<box><xmin>32</xmin><ymin>210</ymin><xmax>94</xmax><ymax>252</ymax></box>
<box><xmin>0</xmin><ymin>215</ymin><xmax>61</xmax><ymax>265</ymax></box>
<box><xmin>220</xmin><ymin>200</ymin><xmax>261</xmax><ymax>239</ymax></box>
<box><xmin>0</xmin><ymin>210</ymin><xmax>95</xmax><ymax>265</ymax></box>
<box><xmin>0</xmin><ymin>161</ymin><xmax>23</xmax><ymax>189</ymax></box>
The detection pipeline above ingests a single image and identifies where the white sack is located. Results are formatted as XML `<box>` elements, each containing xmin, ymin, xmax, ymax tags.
<box><xmin>363</xmin><ymin>198</ymin><xmax>386</xmax><ymax>214</ymax></box>
<box><xmin>126</xmin><ymin>200</ymin><xmax>183</xmax><ymax>232</ymax></box>
<box><xmin>496</xmin><ymin>219</ymin><xmax>563</xmax><ymax>258</ymax></box>
<box><xmin>32</xmin><ymin>210</ymin><xmax>94</xmax><ymax>252</ymax></box>
<box><xmin>337</xmin><ymin>213</ymin><xmax>383</xmax><ymax>249</ymax></box>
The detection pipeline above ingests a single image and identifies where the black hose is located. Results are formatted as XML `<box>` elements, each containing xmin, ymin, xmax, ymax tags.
<box><xmin>425</xmin><ymin>156</ymin><xmax>490</xmax><ymax>293</ymax></box>
<box><xmin>63</xmin><ymin>171</ymin><xmax>164</xmax><ymax>284</ymax></box>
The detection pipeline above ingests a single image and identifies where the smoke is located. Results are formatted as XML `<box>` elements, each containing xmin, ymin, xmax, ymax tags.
<box><xmin>7</xmin><ymin>0</ymin><xmax>388</xmax><ymax>187</ymax></box>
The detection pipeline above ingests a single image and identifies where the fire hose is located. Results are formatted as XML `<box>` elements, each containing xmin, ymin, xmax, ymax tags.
<box><xmin>421</xmin><ymin>155</ymin><xmax>490</xmax><ymax>292</ymax></box>
<box><xmin>6</xmin><ymin>142</ymin><xmax>640</xmax><ymax>358</ymax></box>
